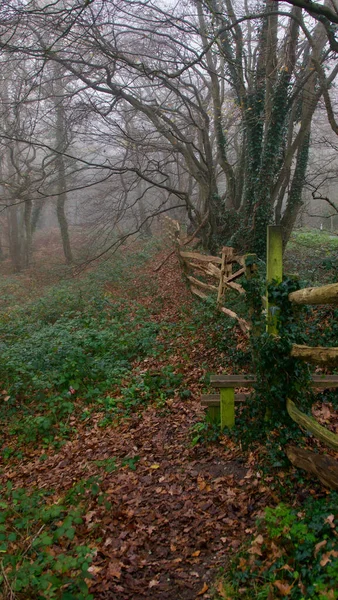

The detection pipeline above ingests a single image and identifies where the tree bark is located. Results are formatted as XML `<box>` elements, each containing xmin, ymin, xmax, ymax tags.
<box><xmin>286</xmin><ymin>445</ymin><xmax>338</xmax><ymax>490</ymax></box>
<box><xmin>291</xmin><ymin>344</ymin><xmax>338</xmax><ymax>366</ymax></box>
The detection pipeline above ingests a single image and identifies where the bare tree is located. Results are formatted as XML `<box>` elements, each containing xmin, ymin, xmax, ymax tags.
<box><xmin>1</xmin><ymin>0</ymin><xmax>337</xmax><ymax>258</ymax></box>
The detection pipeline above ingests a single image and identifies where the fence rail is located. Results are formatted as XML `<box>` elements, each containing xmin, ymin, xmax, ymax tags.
<box><xmin>177</xmin><ymin>240</ymin><xmax>249</xmax><ymax>332</ymax></box>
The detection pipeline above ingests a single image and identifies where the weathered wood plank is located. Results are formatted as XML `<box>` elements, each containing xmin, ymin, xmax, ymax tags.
<box><xmin>207</xmin><ymin>262</ymin><xmax>221</xmax><ymax>278</ymax></box>
<box><xmin>286</xmin><ymin>398</ymin><xmax>338</xmax><ymax>451</ymax></box>
<box><xmin>209</xmin><ymin>374</ymin><xmax>338</xmax><ymax>388</ymax></box>
<box><xmin>186</xmin><ymin>275</ymin><xmax>218</xmax><ymax>292</ymax></box>
<box><xmin>286</xmin><ymin>445</ymin><xmax>338</xmax><ymax>490</ymax></box>
<box><xmin>201</xmin><ymin>393</ymin><xmax>248</xmax><ymax>406</ymax></box>
<box><xmin>179</xmin><ymin>250</ymin><xmax>222</xmax><ymax>264</ymax></box>
<box><xmin>224</xmin><ymin>281</ymin><xmax>245</xmax><ymax>294</ymax></box>
<box><xmin>289</xmin><ymin>282</ymin><xmax>338</xmax><ymax>305</ymax></box>
<box><xmin>291</xmin><ymin>344</ymin><xmax>338</xmax><ymax>366</ymax></box>
<box><xmin>219</xmin><ymin>307</ymin><xmax>250</xmax><ymax>333</ymax></box>
<box><xmin>312</xmin><ymin>374</ymin><xmax>338</xmax><ymax>388</ymax></box>
<box><xmin>190</xmin><ymin>286</ymin><xmax>208</xmax><ymax>300</ymax></box>
<box><xmin>210</xmin><ymin>374</ymin><xmax>256</xmax><ymax>387</ymax></box>
<box><xmin>186</xmin><ymin>261</ymin><xmax>211</xmax><ymax>274</ymax></box>
<box><xmin>224</xmin><ymin>267</ymin><xmax>245</xmax><ymax>283</ymax></box>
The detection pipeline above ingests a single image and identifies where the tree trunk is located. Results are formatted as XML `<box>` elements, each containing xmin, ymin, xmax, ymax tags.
<box><xmin>54</xmin><ymin>65</ymin><xmax>73</xmax><ymax>265</ymax></box>
<box><xmin>7</xmin><ymin>204</ymin><xmax>22</xmax><ymax>272</ymax></box>
<box><xmin>24</xmin><ymin>197</ymin><xmax>33</xmax><ymax>267</ymax></box>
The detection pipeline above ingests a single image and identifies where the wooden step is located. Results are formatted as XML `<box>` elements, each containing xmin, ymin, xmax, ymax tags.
<box><xmin>201</xmin><ymin>393</ymin><xmax>249</xmax><ymax>406</ymax></box>
<box><xmin>209</xmin><ymin>374</ymin><xmax>338</xmax><ymax>389</ymax></box>
<box><xmin>210</xmin><ymin>374</ymin><xmax>256</xmax><ymax>388</ymax></box>
<box><xmin>311</xmin><ymin>375</ymin><xmax>338</xmax><ymax>388</ymax></box>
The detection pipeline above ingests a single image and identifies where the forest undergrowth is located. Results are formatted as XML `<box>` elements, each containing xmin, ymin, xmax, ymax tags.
<box><xmin>0</xmin><ymin>229</ymin><xmax>337</xmax><ymax>600</ymax></box>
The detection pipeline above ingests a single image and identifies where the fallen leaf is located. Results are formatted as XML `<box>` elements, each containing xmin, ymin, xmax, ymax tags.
<box><xmin>253</xmin><ymin>534</ymin><xmax>264</xmax><ymax>545</ymax></box>
<box><xmin>320</xmin><ymin>550</ymin><xmax>338</xmax><ymax>566</ymax></box>
<box><xmin>87</xmin><ymin>565</ymin><xmax>102</xmax><ymax>576</ymax></box>
<box><xmin>150</xmin><ymin>464</ymin><xmax>160</xmax><ymax>469</ymax></box>
<box><xmin>197</xmin><ymin>582</ymin><xmax>209</xmax><ymax>596</ymax></box>
<box><xmin>324</xmin><ymin>514</ymin><xmax>335</xmax><ymax>528</ymax></box>
<box><xmin>273</xmin><ymin>580</ymin><xmax>293</xmax><ymax>595</ymax></box>
<box><xmin>149</xmin><ymin>578</ymin><xmax>160</xmax><ymax>588</ymax></box>
<box><xmin>314</xmin><ymin>540</ymin><xmax>327</xmax><ymax>556</ymax></box>
<box><xmin>248</xmin><ymin>544</ymin><xmax>262</xmax><ymax>556</ymax></box>
<box><xmin>107</xmin><ymin>559</ymin><xmax>122</xmax><ymax>579</ymax></box>
<box><xmin>192</xmin><ymin>550</ymin><xmax>201</xmax><ymax>557</ymax></box>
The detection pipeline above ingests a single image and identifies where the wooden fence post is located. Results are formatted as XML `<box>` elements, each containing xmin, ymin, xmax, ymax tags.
<box><xmin>217</xmin><ymin>246</ymin><xmax>233</xmax><ymax>308</ymax></box>
<box><xmin>220</xmin><ymin>387</ymin><xmax>235</xmax><ymax>429</ymax></box>
<box><xmin>266</xmin><ymin>225</ymin><xmax>283</xmax><ymax>335</ymax></box>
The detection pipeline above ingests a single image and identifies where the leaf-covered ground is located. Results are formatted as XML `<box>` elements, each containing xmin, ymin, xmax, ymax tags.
<box><xmin>0</xmin><ymin>233</ymin><xmax>337</xmax><ymax>599</ymax></box>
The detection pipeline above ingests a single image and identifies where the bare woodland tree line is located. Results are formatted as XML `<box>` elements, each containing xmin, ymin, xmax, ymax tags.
<box><xmin>0</xmin><ymin>0</ymin><xmax>337</xmax><ymax>271</ymax></box>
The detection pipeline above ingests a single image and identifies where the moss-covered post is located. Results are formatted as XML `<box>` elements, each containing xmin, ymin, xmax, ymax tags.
<box><xmin>266</xmin><ymin>226</ymin><xmax>283</xmax><ymax>335</ymax></box>
<box><xmin>220</xmin><ymin>387</ymin><xmax>235</xmax><ymax>429</ymax></box>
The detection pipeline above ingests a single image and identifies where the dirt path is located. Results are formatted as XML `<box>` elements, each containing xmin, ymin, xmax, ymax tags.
<box><xmin>4</xmin><ymin>394</ymin><xmax>273</xmax><ymax>599</ymax></box>
<box><xmin>1</xmin><ymin>248</ymin><xmax>271</xmax><ymax>599</ymax></box>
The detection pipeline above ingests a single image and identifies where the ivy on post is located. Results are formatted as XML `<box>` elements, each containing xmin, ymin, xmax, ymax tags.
<box><xmin>244</xmin><ymin>253</ymin><xmax>261</xmax><ymax>336</ymax></box>
<box><xmin>266</xmin><ymin>226</ymin><xmax>283</xmax><ymax>335</ymax></box>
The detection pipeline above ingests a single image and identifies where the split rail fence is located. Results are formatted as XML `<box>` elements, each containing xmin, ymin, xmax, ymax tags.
<box><xmin>172</xmin><ymin>220</ymin><xmax>338</xmax><ymax>488</ymax></box>
<box><xmin>178</xmin><ymin>244</ymin><xmax>250</xmax><ymax>333</ymax></box>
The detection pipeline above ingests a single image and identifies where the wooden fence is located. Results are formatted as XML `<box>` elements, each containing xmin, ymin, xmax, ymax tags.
<box><xmin>174</xmin><ymin>221</ymin><xmax>338</xmax><ymax>487</ymax></box>
<box><xmin>178</xmin><ymin>244</ymin><xmax>250</xmax><ymax>333</ymax></box>
<box><xmin>265</xmin><ymin>226</ymin><xmax>338</xmax><ymax>488</ymax></box>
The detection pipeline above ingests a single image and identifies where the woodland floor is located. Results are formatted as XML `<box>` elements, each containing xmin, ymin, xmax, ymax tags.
<box><xmin>0</xmin><ymin>232</ymin><xmax>337</xmax><ymax>599</ymax></box>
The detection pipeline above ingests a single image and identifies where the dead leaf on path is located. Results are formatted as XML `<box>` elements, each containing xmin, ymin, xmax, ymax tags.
<box><xmin>314</xmin><ymin>539</ymin><xmax>327</xmax><ymax>556</ymax></box>
<box><xmin>107</xmin><ymin>559</ymin><xmax>122</xmax><ymax>579</ymax></box>
<box><xmin>320</xmin><ymin>550</ymin><xmax>338</xmax><ymax>566</ymax></box>
<box><xmin>149</xmin><ymin>578</ymin><xmax>160</xmax><ymax>588</ymax></box>
<box><xmin>273</xmin><ymin>580</ymin><xmax>293</xmax><ymax>595</ymax></box>
<box><xmin>253</xmin><ymin>534</ymin><xmax>264</xmax><ymax>545</ymax></box>
<box><xmin>197</xmin><ymin>582</ymin><xmax>209</xmax><ymax>596</ymax></box>
<box><xmin>150</xmin><ymin>463</ymin><xmax>160</xmax><ymax>469</ymax></box>
<box><xmin>87</xmin><ymin>565</ymin><xmax>103</xmax><ymax>576</ymax></box>
<box><xmin>192</xmin><ymin>550</ymin><xmax>201</xmax><ymax>557</ymax></box>
<box><xmin>197</xmin><ymin>475</ymin><xmax>211</xmax><ymax>492</ymax></box>
<box><xmin>324</xmin><ymin>514</ymin><xmax>335</xmax><ymax>528</ymax></box>
<box><xmin>248</xmin><ymin>544</ymin><xmax>262</xmax><ymax>556</ymax></box>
